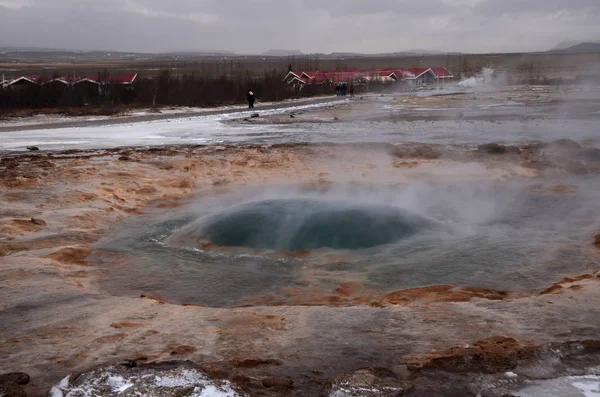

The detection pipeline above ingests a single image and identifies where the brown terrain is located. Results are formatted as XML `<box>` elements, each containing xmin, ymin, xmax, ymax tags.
<box><xmin>1</xmin><ymin>125</ymin><xmax>600</xmax><ymax>396</ymax></box>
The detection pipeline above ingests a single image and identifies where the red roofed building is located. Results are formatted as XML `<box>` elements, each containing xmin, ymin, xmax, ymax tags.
<box><xmin>430</xmin><ymin>67</ymin><xmax>454</xmax><ymax>80</ymax></box>
<box><xmin>102</xmin><ymin>73</ymin><xmax>138</xmax><ymax>85</ymax></box>
<box><xmin>5</xmin><ymin>76</ymin><xmax>42</xmax><ymax>90</ymax></box>
<box><xmin>3</xmin><ymin>73</ymin><xmax>138</xmax><ymax>89</ymax></box>
<box><xmin>284</xmin><ymin>71</ymin><xmax>304</xmax><ymax>82</ymax></box>
<box><xmin>395</xmin><ymin>68</ymin><xmax>434</xmax><ymax>86</ymax></box>
<box><xmin>285</xmin><ymin>67</ymin><xmax>453</xmax><ymax>87</ymax></box>
<box><xmin>1</xmin><ymin>73</ymin><xmax>139</xmax><ymax>107</ymax></box>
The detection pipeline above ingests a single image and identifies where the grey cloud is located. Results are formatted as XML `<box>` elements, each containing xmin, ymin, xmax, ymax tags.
<box><xmin>473</xmin><ymin>0</ymin><xmax>600</xmax><ymax>16</ymax></box>
<box><xmin>0</xmin><ymin>0</ymin><xmax>599</xmax><ymax>54</ymax></box>
<box><xmin>298</xmin><ymin>0</ymin><xmax>456</xmax><ymax>17</ymax></box>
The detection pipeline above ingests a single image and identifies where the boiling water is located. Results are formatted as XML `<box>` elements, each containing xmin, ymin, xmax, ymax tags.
<box><xmin>93</xmin><ymin>179</ymin><xmax>600</xmax><ymax>307</ymax></box>
<box><xmin>170</xmin><ymin>199</ymin><xmax>440</xmax><ymax>251</ymax></box>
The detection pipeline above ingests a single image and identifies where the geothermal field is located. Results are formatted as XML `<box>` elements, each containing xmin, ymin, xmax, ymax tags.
<box><xmin>1</xmin><ymin>81</ymin><xmax>600</xmax><ymax>396</ymax></box>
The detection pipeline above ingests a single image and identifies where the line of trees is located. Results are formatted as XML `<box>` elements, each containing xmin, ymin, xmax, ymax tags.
<box><xmin>0</xmin><ymin>69</ymin><xmax>331</xmax><ymax>112</ymax></box>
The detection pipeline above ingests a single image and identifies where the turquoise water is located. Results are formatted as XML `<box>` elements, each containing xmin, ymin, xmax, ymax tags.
<box><xmin>92</xmin><ymin>180</ymin><xmax>600</xmax><ymax>307</ymax></box>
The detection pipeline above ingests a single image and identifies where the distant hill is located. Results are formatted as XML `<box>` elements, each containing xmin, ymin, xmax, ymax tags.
<box><xmin>563</xmin><ymin>42</ymin><xmax>600</xmax><ymax>52</ymax></box>
<box><xmin>405</xmin><ymin>49</ymin><xmax>445</xmax><ymax>55</ymax></box>
<box><xmin>162</xmin><ymin>50</ymin><xmax>236</xmax><ymax>56</ymax></box>
<box><xmin>289</xmin><ymin>50</ymin><xmax>449</xmax><ymax>59</ymax></box>
<box><xmin>328</xmin><ymin>52</ymin><xmax>363</xmax><ymax>57</ymax></box>
<box><xmin>262</xmin><ymin>49</ymin><xmax>304</xmax><ymax>57</ymax></box>
<box><xmin>551</xmin><ymin>41</ymin><xmax>584</xmax><ymax>50</ymax></box>
<box><xmin>0</xmin><ymin>47</ymin><xmax>238</xmax><ymax>60</ymax></box>
<box><xmin>550</xmin><ymin>42</ymin><xmax>600</xmax><ymax>53</ymax></box>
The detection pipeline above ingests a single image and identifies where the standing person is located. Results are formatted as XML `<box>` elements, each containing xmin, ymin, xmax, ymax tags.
<box><xmin>350</xmin><ymin>83</ymin><xmax>355</xmax><ymax>98</ymax></box>
<box><xmin>247</xmin><ymin>90</ymin><xmax>255</xmax><ymax>109</ymax></box>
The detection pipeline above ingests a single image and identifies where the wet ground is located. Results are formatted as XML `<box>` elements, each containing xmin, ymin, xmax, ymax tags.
<box><xmin>1</xmin><ymin>82</ymin><xmax>600</xmax><ymax>396</ymax></box>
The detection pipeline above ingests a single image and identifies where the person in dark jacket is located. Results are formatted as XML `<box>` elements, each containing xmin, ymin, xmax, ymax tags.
<box><xmin>247</xmin><ymin>90</ymin><xmax>255</xmax><ymax>109</ymax></box>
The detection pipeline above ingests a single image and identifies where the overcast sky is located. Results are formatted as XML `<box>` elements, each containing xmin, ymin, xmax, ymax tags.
<box><xmin>0</xmin><ymin>0</ymin><xmax>599</xmax><ymax>54</ymax></box>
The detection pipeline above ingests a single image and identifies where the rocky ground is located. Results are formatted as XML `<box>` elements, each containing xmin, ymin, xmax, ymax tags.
<box><xmin>1</xmin><ymin>95</ymin><xmax>600</xmax><ymax>396</ymax></box>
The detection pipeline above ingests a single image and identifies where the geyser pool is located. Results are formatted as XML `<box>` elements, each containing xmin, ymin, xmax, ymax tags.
<box><xmin>169</xmin><ymin>199</ymin><xmax>438</xmax><ymax>251</ymax></box>
<box><xmin>92</xmin><ymin>182</ymin><xmax>599</xmax><ymax>307</ymax></box>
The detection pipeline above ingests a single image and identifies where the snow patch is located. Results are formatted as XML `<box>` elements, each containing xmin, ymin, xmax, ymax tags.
<box><xmin>48</xmin><ymin>365</ymin><xmax>246</xmax><ymax>397</ymax></box>
<box><xmin>48</xmin><ymin>376</ymin><xmax>70</xmax><ymax>397</ymax></box>
<box><xmin>106</xmin><ymin>375</ymin><xmax>133</xmax><ymax>393</ymax></box>
<box><xmin>517</xmin><ymin>375</ymin><xmax>600</xmax><ymax>397</ymax></box>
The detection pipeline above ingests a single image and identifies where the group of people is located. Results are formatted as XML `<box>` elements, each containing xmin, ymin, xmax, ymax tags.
<box><xmin>247</xmin><ymin>81</ymin><xmax>356</xmax><ymax>109</ymax></box>
<box><xmin>335</xmin><ymin>83</ymin><xmax>355</xmax><ymax>97</ymax></box>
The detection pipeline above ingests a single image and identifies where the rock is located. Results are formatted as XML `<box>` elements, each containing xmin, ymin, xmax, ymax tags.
<box><xmin>0</xmin><ymin>372</ymin><xmax>30</xmax><ymax>397</ymax></box>
<box><xmin>392</xmin><ymin>144</ymin><xmax>441</xmax><ymax>160</ymax></box>
<box><xmin>37</xmin><ymin>160</ymin><xmax>55</xmax><ymax>169</ymax></box>
<box><xmin>233</xmin><ymin>358</ymin><xmax>283</xmax><ymax>368</ymax></box>
<box><xmin>44</xmin><ymin>247</ymin><xmax>91</xmax><ymax>266</ymax></box>
<box><xmin>118</xmin><ymin>360</ymin><xmax>138</xmax><ymax>368</ymax></box>
<box><xmin>335</xmin><ymin>281</ymin><xmax>361</xmax><ymax>297</ymax></box>
<box><xmin>538</xmin><ymin>140</ymin><xmax>600</xmax><ymax>172</ymax></box>
<box><xmin>0</xmin><ymin>372</ymin><xmax>30</xmax><ymax>385</ymax></box>
<box><xmin>546</xmin><ymin>139</ymin><xmax>581</xmax><ymax>151</ymax></box>
<box><xmin>47</xmin><ymin>362</ymin><xmax>245</xmax><ymax>397</ymax></box>
<box><xmin>333</xmin><ymin>117</ymin><xmax>340</xmax><ymax>121</ymax></box>
<box><xmin>566</xmin><ymin>161</ymin><xmax>588</xmax><ymax>175</ymax></box>
<box><xmin>0</xmin><ymin>383</ymin><xmax>26</xmax><ymax>397</ymax></box>
<box><xmin>290</xmin><ymin>114</ymin><xmax>295</xmax><ymax>118</ymax></box>
<box><xmin>30</xmin><ymin>218</ymin><xmax>46</xmax><ymax>226</ymax></box>
<box><xmin>168</xmin><ymin>344</ymin><xmax>197</xmax><ymax>355</ymax></box>
<box><xmin>149</xmin><ymin>161</ymin><xmax>174</xmax><ymax>170</ymax></box>
<box><xmin>478</xmin><ymin>143</ymin><xmax>507</xmax><ymax>154</ymax></box>
<box><xmin>457</xmin><ymin>112</ymin><xmax>464</xmax><ymax>119</ymax></box>
<box><xmin>26</xmin><ymin>146</ymin><xmax>39</xmax><ymax>151</ymax></box>
<box><xmin>250</xmin><ymin>113</ymin><xmax>260</xmax><ymax>118</ymax></box>
<box><xmin>262</xmin><ymin>377</ymin><xmax>294</xmax><ymax>389</ymax></box>
<box><xmin>541</xmin><ymin>139</ymin><xmax>582</xmax><ymax>163</ymax></box>
<box><xmin>323</xmin><ymin>367</ymin><xmax>412</xmax><ymax>397</ymax></box>
<box><xmin>505</xmin><ymin>146</ymin><xmax>522</xmax><ymax>155</ymax></box>
<box><xmin>401</xmin><ymin>336</ymin><xmax>536</xmax><ymax>373</ymax></box>
<box><xmin>594</xmin><ymin>234</ymin><xmax>600</xmax><ymax>248</ymax></box>
<box><xmin>579</xmin><ymin>148</ymin><xmax>600</xmax><ymax>161</ymax></box>
<box><xmin>118</xmin><ymin>156</ymin><xmax>132</xmax><ymax>161</ymax></box>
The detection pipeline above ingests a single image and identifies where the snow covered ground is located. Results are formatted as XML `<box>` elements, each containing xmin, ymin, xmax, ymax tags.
<box><xmin>0</xmin><ymin>97</ymin><xmax>335</xmax><ymax>128</ymax></box>
<box><xmin>0</xmin><ymin>99</ymin><xmax>344</xmax><ymax>151</ymax></box>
